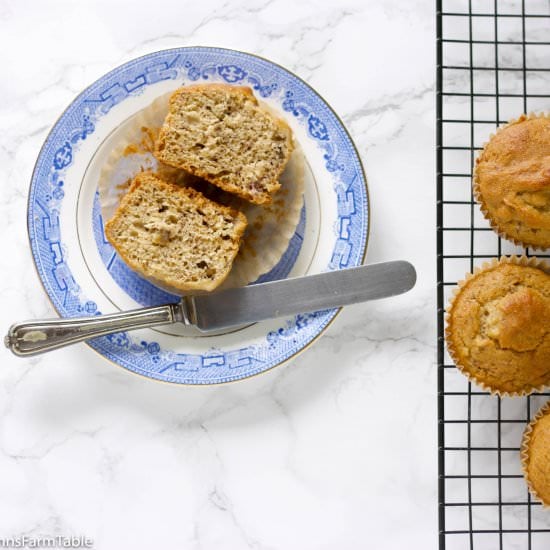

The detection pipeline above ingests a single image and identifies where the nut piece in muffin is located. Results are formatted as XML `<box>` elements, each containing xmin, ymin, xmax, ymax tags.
<box><xmin>445</xmin><ymin>258</ymin><xmax>550</xmax><ymax>395</ymax></box>
<box><xmin>474</xmin><ymin>114</ymin><xmax>550</xmax><ymax>249</ymax></box>
<box><xmin>154</xmin><ymin>84</ymin><xmax>294</xmax><ymax>206</ymax></box>
<box><xmin>522</xmin><ymin>401</ymin><xmax>550</xmax><ymax>507</ymax></box>
<box><xmin>104</xmin><ymin>172</ymin><xmax>247</xmax><ymax>292</ymax></box>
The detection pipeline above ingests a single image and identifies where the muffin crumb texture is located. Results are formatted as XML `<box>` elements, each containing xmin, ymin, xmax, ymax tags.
<box><xmin>154</xmin><ymin>84</ymin><xmax>293</xmax><ymax>206</ymax></box>
<box><xmin>104</xmin><ymin>172</ymin><xmax>247</xmax><ymax>292</ymax></box>
<box><xmin>447</xmin><ymin>262</ymin><xmax>550</xmax><ymax>394</ymax></box>
<box><xmin>475</xmin><ymin>115</ymin><xmax>550</xmax><ymax>249</ymax></box>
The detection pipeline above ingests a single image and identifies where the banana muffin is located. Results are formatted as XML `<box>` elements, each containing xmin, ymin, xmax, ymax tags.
<box><xmin>445</xmin><ymin>257</ymin><xmax>550</xmax><ymax>395</ymax></box>
<box><xmin>154</xmin><ymin>84</ymin><xmax>294</xmax><ymax>206</ymax></box>
<box><xmin>104</xmin><ymin>172</ymin><xmax>247</xmax><ymax>292</ymax></box>
<box><xmin>522</xmin><ymin>401</ymin><xmax>550</xmax><ymax>507</ymax></box>
<box><xmin>474</xmin><ymin>114</ymin><xmax>550</xmax><ymax>249</ymax></box>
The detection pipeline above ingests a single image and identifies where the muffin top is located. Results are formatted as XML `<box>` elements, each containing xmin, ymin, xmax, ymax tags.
<box><xmin>523</xmin><ymin>403</ymin><xmax>550</xmax><ymax>506</ymax></box>
<box><xmin>446</xmin><ymin>261</ymin><xmax>550</xmax><ymax>394</ymax></box>
<box><xmin>475</xmin><ymin>115</ymin><xmax>550</xmax><ymax>249</ymax></box>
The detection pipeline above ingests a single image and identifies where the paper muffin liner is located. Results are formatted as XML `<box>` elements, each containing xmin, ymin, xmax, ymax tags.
<box><xmin>98</xmin><ymin>90</ymin><xmax>305</xmax><ymax>294</ymax></box>
<box><xmin>445</xmin><ymin>255</ymin><xmax>550</xmax><ymax>397</ymax></box>
<box><xmin>521</xmin><ymin>400</ymin><xmax>550</xmax><ymax>507</ymax></box>
<box><xmin>473</xmin><ymin>112</ymin><xmax>550</xmax><ymax>251</ymax></box>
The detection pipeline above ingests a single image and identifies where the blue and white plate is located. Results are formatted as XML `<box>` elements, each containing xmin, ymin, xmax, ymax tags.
<box><xmin>28</xmin><ymin>47</ymin><xmax>369</xmax><ymax>384</ymax></box>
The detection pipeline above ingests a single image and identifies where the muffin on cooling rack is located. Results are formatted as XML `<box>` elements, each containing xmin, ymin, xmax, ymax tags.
<box><xmin>474</xmin><ymin>113</ymin><xmax>550</xmax><ymax>250</ymax></box>
<box><xmin>522</xmin><ymin>401</ymin><xmax>550</xmax><ymax>507</ymax></box>
<box><xmin>445</xmin><ymin>256</ymin><xmax>550</xmax><ymax>396</ymax></box>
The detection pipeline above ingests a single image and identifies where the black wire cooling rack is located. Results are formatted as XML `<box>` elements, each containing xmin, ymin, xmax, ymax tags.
<box><xmin>437</xmin><ymin>1</ymin><xmax>550</xmax><ymax>549</ymax></box>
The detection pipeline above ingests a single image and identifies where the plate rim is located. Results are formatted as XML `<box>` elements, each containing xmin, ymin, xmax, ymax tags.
<box><xmin>26</xmin><ymin>45</ymin><xmax>370</xmax><ymax>384</ymax></box>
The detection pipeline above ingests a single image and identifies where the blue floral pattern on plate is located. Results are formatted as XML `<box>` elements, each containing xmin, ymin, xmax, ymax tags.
<box><xmin>27</xmin><ymin>47</ymin><xmax>368</xmax><ymax>384</ymax></box>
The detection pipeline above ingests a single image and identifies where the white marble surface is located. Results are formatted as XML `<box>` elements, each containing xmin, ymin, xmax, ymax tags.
<box><xmin>0</xmin><ymin>1</ymin><xmax>436</xmax><ymax>548</ymax></box>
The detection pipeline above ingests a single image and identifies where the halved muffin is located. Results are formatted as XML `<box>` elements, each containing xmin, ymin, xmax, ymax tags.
<box><xmin>104</xmin><ymin>172</ymin><xmax>247</xmax><ymax>292</ymax></box>
<box><xmin>154</xmin><ymin>84</ymin><xmax>293</xmax><ymax>206</ymax></box>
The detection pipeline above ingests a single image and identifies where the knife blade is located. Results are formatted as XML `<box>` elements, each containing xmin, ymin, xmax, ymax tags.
<box><xmin>186</xmin><ymin>260</ymin><xmax>416</xmax><ymax>330</ymax></box>
<box><xmin>5</xmin><ymin>261</ymin><xmax>415</xmax><ymax>356</ymax></box>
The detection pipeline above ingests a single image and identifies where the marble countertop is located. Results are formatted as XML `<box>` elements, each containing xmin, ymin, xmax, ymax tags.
<box><xmin>0</xmin><ymin>1</ymin><xmax>436</xmax><ymax>548</ymax></box>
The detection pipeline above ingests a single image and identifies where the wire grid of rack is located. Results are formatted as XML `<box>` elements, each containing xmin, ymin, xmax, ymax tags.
<box><xmin>437</xmin><ymin>1</ymin><xmax>550</xmax><ymax>549</ymax></box>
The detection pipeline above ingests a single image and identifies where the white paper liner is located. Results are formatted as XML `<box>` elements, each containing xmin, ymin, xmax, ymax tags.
<box><xmin>98</xmin><ymin>91</ymin><xmax>305</xmax><ymax>293</ymax></box>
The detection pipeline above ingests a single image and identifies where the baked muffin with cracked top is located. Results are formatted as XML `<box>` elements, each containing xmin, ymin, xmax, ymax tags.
<box><xmin>474</xmin><ymin>114</ymin><xmax>550</xmax><ymax>250</ymax></box>
<box><xmin>445</xmin><ymin>257</ymin><xmax>550</xmax><ymax>395</ymax></box>
<box><xmin>522</xmin><ymin>401</ymin><xmax>550</xmax><ymax>507</ymax></box>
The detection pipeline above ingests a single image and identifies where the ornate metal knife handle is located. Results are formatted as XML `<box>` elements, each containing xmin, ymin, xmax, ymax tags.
<box><xmin>4</xmin><ymin>304</ymin><xmax>186</xmax><ymax>357</ymax></box>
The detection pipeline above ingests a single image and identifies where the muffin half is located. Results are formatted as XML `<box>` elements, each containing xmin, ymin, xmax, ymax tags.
<box><xmin>104</xmin><ymin>172</ymin><xmax>247</xmax><ymax>293</ymax></box>
<box><xmin>154</xmin><ymin>84</ymin><xmax>294</xmax><ymax>206</ymax></box>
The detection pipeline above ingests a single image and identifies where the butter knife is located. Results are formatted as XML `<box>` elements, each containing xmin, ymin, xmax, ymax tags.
<box><xmin>5</xmin><ymin>260</ymin><xmax>416</xmax><ymax>357</ymax></box>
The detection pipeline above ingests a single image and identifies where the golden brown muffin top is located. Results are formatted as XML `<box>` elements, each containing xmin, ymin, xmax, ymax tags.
<box><xmin>524</xmin><ymin>405</ymin><xmax>550</xmax><ymax>506</ymax></box>
<box><xmin>446</xmin><ymin>262</ymin><xmax>550</xmax><ymax>394</ymax></box>
<box><xmin>475</xmin><ymin>115</ymin><xmax>550</xmax><ymax>249</ymax></box>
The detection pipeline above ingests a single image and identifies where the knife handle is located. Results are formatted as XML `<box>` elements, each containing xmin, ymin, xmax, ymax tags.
<box><xmin>4</xmin><ymin>304</ymin><xmax>184</xmax><ymax>357</ymax></box>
